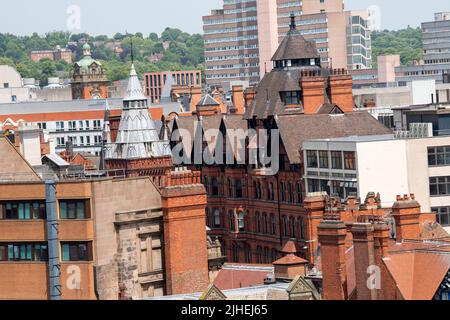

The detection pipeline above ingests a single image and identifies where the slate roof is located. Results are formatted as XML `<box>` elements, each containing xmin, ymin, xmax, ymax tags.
<box><xmin>197</xmin><ymin>94</ymin><xmax>221</xmax><ymax>107</ymax></box>
<box><xmin>271</xmin><ymin>28</ymin><xmax>320</xmax><ymax>61</ymax></box>
<box><xmin>275</xmin><ymin>112</ymin><xmax>393</xmax><ymax>164</ymax></box>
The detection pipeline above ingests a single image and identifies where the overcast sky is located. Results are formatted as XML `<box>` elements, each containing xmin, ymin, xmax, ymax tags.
<box><xmin>0</xmin><ymin>0</ymin><xmax>448</xmax><ymax>36</ymax></box>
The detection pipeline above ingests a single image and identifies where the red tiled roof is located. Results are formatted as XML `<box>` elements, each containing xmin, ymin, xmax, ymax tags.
<box><xmin>383</xmin><ymin>251</ymin><xmax>450</xmax><ymax>300</ymax></box>
<box><xmin>280</xmin><ymin>241</ymin><xmax>298</xmax><ymax>254</ymax></box>
<box><xmin>273</xmin><ymin>254</ymin><xmax>308</xmax><ymax>266</ymax></box>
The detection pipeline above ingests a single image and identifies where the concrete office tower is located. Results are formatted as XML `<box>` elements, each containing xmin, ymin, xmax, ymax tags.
<box><xmin>396</xmin><ymin>12</ymin><xmax>450</xmax><ymax>84</ymax></box>
<box><xmin>203</xmin><ymin>0</ymin><xmax>371</xmax><ymax>88</ymax></box>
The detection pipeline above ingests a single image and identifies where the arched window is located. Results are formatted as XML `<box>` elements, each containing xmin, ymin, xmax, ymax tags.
<box><xmin>211</xmin><ymin>177</ymin><xmax>219</xmax><ymax>196</ymax></box>
<box><xmin>245</xmin><ymin>245</ymin><xmax>252</xmax><ymax>263</ymax></box>
<box><xmin>282</xmin><ymin>215</ymin><xmax>288</xmax><ymax>237</ymax></box>
<box><xmin>269</xmin><ymin>182</ymin><xmax>275</xmax><ymax>201</ymax></box>
<box><xmin>289</xmin><ymin>216</ymin><xmax>295</xmax><ymax>238</ymax></box>
<box><xmin>236</xmin><ymin>180</ymin><xmax>243</xmax><ymax>198</ymax></box>
<box><xmin>262</xmin><ymin>212</ymin><xmax>268</xmax><ymax>234</ymax></box>
<box><xmin>205</xmin><ymin>208</ymin><xmax>211</xmax><ymax>227</ymax></box>
<box><xmin>227</xmin><ymin>178</ymin><xmax>233</xmax><ymax>197</ymax></box>
<box><xmin>296</xmin><ymin>182</ymin><xmax>303</xmax><ymax>204</ymax></box>
<box><xmin>204</xmin><ymin>176</ymin><xmax>209</xmax><ymax>194</ymax></box>
<box><xmin>256</xmin><ymin>246</ymin><xmax>263</xmax><ymax>264</ymax></box>
<box><xmin>229</xmin><ymin>210</ymin><xmax>235</xmax><ymax>231</ymax></box>
<box><xmin>214</xmin><ymin>209</ymin><xmax>221</xmax><ymax>227</ymax></box>
<box><xmin>238</xmin><ymin>211</ymin><xmax>245</xmax><ymax>231</ymax></box>
<box><xmin>263</xmin><ymin>247</ymin><xmax>270</xmax><ymax>264</ymax></box>
<box><xmin>255</xmin><ymin>212</ymin><xmax>261</xmax><ymax>233</ymax></box>
<box><xmin>288</xmin><ymin>182</ymin><xmax>294</xmax><ymax>203</ymax></box>
<box><xmin>271</xmin><ymin>248</ymin><xmax>278</xmax><ymax>263</ymax></box>
<box><xmin>270</xmin><ymin>214</ymin><xmax>277</xmax><ymax>235</ymax></box>
<box><xmin>280</xmin><ymin>182</ymin><xmax>286</xmax><ymax>202</ymax></box>
<box><xmin>300</xmin><ymin>217</ymin><xmax>306</xmax><ymax>239</ymax></box>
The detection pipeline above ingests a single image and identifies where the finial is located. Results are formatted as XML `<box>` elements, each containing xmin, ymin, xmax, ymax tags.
<box><xmin>289</xmin><ymin>13</ymin><xmax>296</xmax><ymax>31</ymax></box>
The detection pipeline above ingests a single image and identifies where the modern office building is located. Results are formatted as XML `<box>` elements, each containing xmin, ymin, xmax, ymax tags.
<box><xmin>396</xmin><ymin>12</ymin><xmax>450</xmax><ymax>85</ymax></box>
<box><xmin>143</xmin><ymin>70</ymin><xmax>203</xmax><ymax>111</ymax></box>
<box><xmin>203</xmin><ymin>0</ymin><xmax>372</xmax><ymax>87</ymax></box>
<box><xmin>303</xmin><ymin>134</ymin><xmax>450</xmax><ymax>231</ymax></box>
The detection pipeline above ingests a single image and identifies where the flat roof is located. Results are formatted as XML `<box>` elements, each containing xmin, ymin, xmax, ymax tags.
<box><xmin>0</xmin><ymin>98</ymin><xmax>181</xmax><ymax>116</ymax></box>
<box><xmin>304</xmin><ymin>134</ymin><xmax>396</xmax><ymax>144</ymax></box>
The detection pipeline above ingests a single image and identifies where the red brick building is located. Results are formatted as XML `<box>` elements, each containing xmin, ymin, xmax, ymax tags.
<box><xmin>315</xmin><ymin>193</ymin><xmax>450</xmax><ymax>300</ymax></box>
<box><xmin>31</xmin><ymin>46</ymin><xmax>73</xmax><ymax>64</ymax></box>
<box><xmin>170</xmin><ymin>18</ymin><xmax>392</xmax><ymax>266</ymax></box>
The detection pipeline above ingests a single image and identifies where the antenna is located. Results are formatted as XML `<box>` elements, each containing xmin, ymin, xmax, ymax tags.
<box><xmin>130</xmin><ymin>36</ymin><xmax>135</xmax><ymax>64</ymax></box>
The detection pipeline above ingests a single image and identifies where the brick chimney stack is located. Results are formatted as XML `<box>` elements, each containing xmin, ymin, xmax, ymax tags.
<box><xmin>373</xmin><ymin>220</ymin><xmax>390</xmax><ymax>300</ymax></box>
<box><xmin>318</xmin><ymin>218</ymin><xmax>348</xmax><ymax>300</ymax></box>
<box><xmin>350</xmin><ymin>219</ymin><xmax>377</xmax><ymax>300</ymax></box>
<box><xmin>231</xmin><ymin>85</ymin><xmax>244</xmax><ymax>115</ymax></box>
<box><xmin>303</xmin><ymin>193</ymin><xmax>328</xmax><ymax>262</ymax></box>
<box><xmin>328</xmin><ymin>69</ymin><xmax>354</xmax><ymax>113</ymax></box>
<box><xmin>392</xmin><ymin>194</ymin><xmax>421</xmax><ymax>241</ymax></box>
<box><xmin>299</xmin><ymin>71</ymin><xmax>326</xmax><ymax>115</ymax></box>
<box><xmin>161</xmin><ymin>168</ymin><xmax>209</xmax><ymax>295</ymax></box>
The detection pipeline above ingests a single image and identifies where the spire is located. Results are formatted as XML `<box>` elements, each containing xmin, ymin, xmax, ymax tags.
<box><xmin>123</xmin><ymin>63</ymin><xmax>147</xmax><ymax>102</ymax></box>
<box><xmin>100</xmin><ymin>99</ymin><xmax>112</xmax><ymax>170</ymax></box>
<box><xmin>289</xmin><ymin>13</ymin><xmax>296</xmax><ymax>31</ymax></box>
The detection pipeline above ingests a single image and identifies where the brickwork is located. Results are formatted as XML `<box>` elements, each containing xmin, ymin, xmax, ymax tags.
<box><xmin>162</xmin><ymin>169</ymin><xmax>209</xmax><ymax>295</ymax></box>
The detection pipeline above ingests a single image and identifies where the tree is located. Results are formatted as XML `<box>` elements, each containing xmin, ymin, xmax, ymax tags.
<box><xmin>148</xmin><ymin>33</ymin><xmax>159</xmax><ymax>42</ymax></box>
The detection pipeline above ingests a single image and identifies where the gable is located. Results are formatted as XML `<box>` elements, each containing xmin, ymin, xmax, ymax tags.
<box><xmin>0</xmin><ymin>136</ymin><xmax>41</xmax><ymax>181</ymax></box>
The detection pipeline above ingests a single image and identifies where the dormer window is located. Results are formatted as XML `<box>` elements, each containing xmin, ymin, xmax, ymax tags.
<box><xmin>280</xmin><ymin>91</ymin><xmax>302</xmax><ymax>105</ymax></box>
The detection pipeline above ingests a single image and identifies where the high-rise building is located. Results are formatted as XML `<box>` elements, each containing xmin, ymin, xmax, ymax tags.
<box><xmin>396</xmin><ymin>12</ymin><xmax>450</xmax><ymax>85</ymax></box>
<box><xmin>203</xmin><ymin>0</ymin><xmax>372</xmax><ymax>88</ymax></box>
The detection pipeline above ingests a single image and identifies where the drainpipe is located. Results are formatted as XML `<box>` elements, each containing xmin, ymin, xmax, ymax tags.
<box><xmin>46</xmin><ymin>180</ymin><xmax>61</xmax><ymax>300</ymax></box>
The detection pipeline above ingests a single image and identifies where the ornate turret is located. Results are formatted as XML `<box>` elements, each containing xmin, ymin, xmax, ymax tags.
<box><xmin>71</xmin><ymin>43</ymin><xmax>108</xmax><ymax>100</ymax></box>
<box><xmin>106</xmin><ymin>64</ymin><xmax>169</xmax><ymax>159</ymax></box>
<box><xmin>105</xmin><ymin>63</ymin><xmax>172</xmax><ymax>183</ymax></box>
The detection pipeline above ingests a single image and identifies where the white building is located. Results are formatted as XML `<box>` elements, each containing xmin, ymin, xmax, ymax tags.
<box><xmin>303</xmin><ymin>134</ymin><xmax>450</xmax><ymax>231</ymax></box>
<box><xmin>0</xmin><ymin>65</ymin><xmax>32</xmax><ymax>103</ymax></box>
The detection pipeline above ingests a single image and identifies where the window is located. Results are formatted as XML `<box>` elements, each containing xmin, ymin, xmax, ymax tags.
<box><xmin>235</xmin><ymin>180</ymin><xmax>243</xmax><ymax>198</ymax></box>
<box><xmin>282</xmin><ymin>216</ymin><xmax>288</xmax><ymax>237</ymax></box>
<box><xmin>428</xmin><ymin>146</ymin><xmax>450</xmax><ymax>166</ymax></box>
<box><xmin>61</xmin><ymin>242</ymin><xmax>92</xmax><ymax>261</ymax></box>
<box><xmin>214</xmin><ymin>209</ymin><xmax>221</xmax><ymax>227</ymax></box>
<box><xmin>432</xmin><ymin>207</ymin><xmax>450</xmax><ymax>226</ymax></box>
<box><xmin>59</xmin><ymin>200</ymin><xmax>90</xmax><ymax>219</ymax></box>
<box><xmin>227</xmin><ymin>178</ymin><xmax>233</xmax><ymax>197</ymax></box>
<box><xmin>238</xmin><ymin>211</ymin><xmax>245</xmax><ymax>231</ymax></box>
<box><xmin>319</xmin><ymin>151</ymin><xmax>329</xmax><ymax>168</ymax></box>
<box><xmin>344</xmin><ymin>152</ymin><xmax>356</xmax><ymax>170</ymax></box>
<box><xmin>206</xmin><ymin>208</ymin><xmax>211</xmax><ymax>227</ymax></box>
<box><xmin>331</xmin><ymin>151</ymin><xmax>343</xmax><ymax>169</ymax></box>
<box><xmin>268</xmin><ymin>183</ymin><xmax>275</xmax><ymax>201</ymax></box>
<box><xmin>296</xmin><ymin>182</ymin><xmax>303</xmax><ymax>204</ymax></box>
<box><xmin>255</xmin><ymin>212</ymin><xmax>261</xmax><ymax>233</ymax></box>
<box><xmin>280</xmin><ymin>182</ymin><xmax>286</xmax><ymax>202</ymax></box>
<box><xmin>211</xmin><ymin>177</ymin><xmax>219</xmax><ymax>196</ymax></box>
<box><xmin>306</xmin><ymin>151</ymin><xmax>318</xmax><ymax>168</ymax></box>
<box><xmin>1</xmin><ymin>201</ymin><xmax>46</xmax><ymax>220</ymax></box>
<box><xmin>281</xmin><ymin>91</ymin><xmax>301</xmax><ymax>105</ymax></box>
<box><xmin>262</xmin><ymin>213</ymin><xmax>268</xmax><ymax>234</ymax></box>
<box><xmin>203</xmin><ymin>176</ymin><xmax>209</xmax><ymax>194</ymax></box>
<box><xmin>0</xmin><ymin>243</ymin><xmax>48</xmax><ymax>261</ymax></box>
<box><xmin>229</xmin><ymin>210</ymin><xmax>235</xmax><ymax>231</ymax></box>
<box><xmin>270</xmin><ymin>214</ymin><xmax>277</xmax><ymax>235</ymax></box>
<box><xmin>288</xmin><ymin>182</ymin><xmax>294</xmax><ymax>203</ymax></box>
<box><xmin>3</xmin><ymin>82</ymin><xmax>9</xmax><ymax>88</ymax></box>
<box><xmin>289</xmin><ymin>217</ymin><xmax>295</xmax><ymax>238</ymax></box>
<box><xmin>430</xmin><ymin>177</ymin><xmax>450</xmax><ymax>196</ymax></box>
